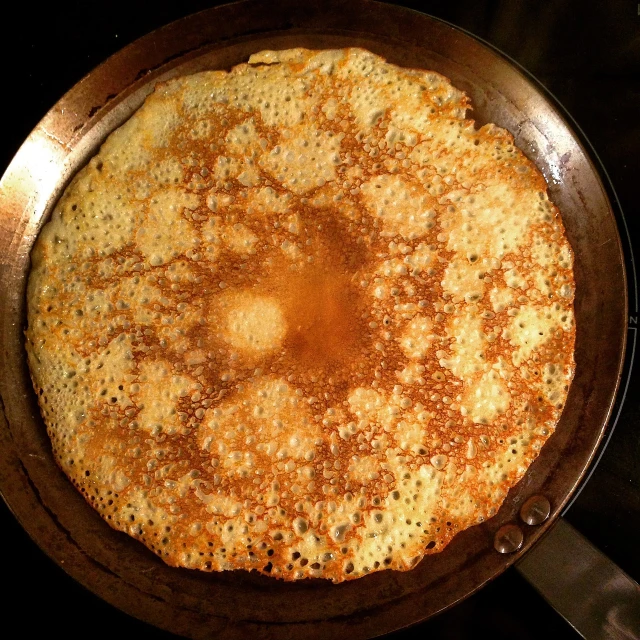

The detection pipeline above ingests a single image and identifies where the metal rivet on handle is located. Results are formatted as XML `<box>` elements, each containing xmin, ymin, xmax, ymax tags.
<box><xmin>519</xmin><ymin>495</ymin><xmax>551</xmax><ymax>526</ymax></box>
<box><xmin>494</xmin><ymin>524</ymin><xmax>524</xmax><ymax>554</ymax></box>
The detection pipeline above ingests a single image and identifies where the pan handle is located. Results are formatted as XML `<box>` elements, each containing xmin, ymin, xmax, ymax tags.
<box><xmin>516</xmin><ymin>517</ymin><xmax>640</xmax><ymax>639</ymax></box>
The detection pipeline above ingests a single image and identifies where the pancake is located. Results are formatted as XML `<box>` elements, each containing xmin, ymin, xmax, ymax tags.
<box><xmin>25</xmin><ymin>48</ymin><xmax>575</xmax><ymax>582</ymax></box>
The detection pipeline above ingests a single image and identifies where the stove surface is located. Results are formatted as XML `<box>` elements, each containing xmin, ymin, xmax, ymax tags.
<box><xmin>1</xmin><ymin>1</ymin><xmax>637</xmax><ymax>638</ymax></box>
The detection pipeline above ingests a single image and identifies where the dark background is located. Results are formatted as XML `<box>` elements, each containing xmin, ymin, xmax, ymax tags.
<box><xmin>1</xmin><ymin>1</ymin><xmax>638</xmax><ymax>638</ymax></box>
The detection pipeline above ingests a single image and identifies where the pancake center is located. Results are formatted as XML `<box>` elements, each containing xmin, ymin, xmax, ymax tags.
<box><xmin>283</xmin><ymin>265</ymin><xmax>362</xmax><ymax>370</ymax></box>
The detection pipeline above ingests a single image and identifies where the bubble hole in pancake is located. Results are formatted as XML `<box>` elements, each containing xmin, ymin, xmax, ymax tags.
<box><xmin>25</xmin><ymin>48</ymin><xmax>575</xmax><ymax>582</ymax></box>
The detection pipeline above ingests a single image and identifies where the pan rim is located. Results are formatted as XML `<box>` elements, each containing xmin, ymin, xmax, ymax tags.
<box><xmin>0</xmin><ymin>1</ymin><xmax>628</xmax><ymax>637</ymax></box>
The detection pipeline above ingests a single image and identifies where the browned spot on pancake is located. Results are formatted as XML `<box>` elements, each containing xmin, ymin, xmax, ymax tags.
<box><xmin>273</xmin><ymin>211</ymin><xmax>372</xmax><ymax>385</ymax></box>
<box><xmin>283</xmin><ymin>263</ymin><xmax>363</xmax><ymax>369</ymax></box>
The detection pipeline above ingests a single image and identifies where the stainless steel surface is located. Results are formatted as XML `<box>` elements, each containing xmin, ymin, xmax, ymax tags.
<box><xmin>494</xmin><ymin>525</ymin><xmax>524</xmax><ymax>554</ymax></box>
<box><xmin>517</xmin><ymin>519</ymin><xmax>640</xmax><ymax>640</ymax></box>
<box><xmin>520</xmin><ymin>495</ymin><xmax>552</xmax><ymax>526</ymax></box>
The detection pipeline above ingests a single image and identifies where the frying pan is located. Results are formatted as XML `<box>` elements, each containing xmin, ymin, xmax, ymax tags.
<box><xmin>0</xmin><ymin>1</ymin><xmax>627</xmax><ymax>637</ymax></box>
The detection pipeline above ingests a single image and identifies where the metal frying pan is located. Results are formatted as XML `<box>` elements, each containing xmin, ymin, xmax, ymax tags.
<box><xmin>0</xmin><ymin>1</ymin><xmax>627</xmax><ymax>637</ymax></box>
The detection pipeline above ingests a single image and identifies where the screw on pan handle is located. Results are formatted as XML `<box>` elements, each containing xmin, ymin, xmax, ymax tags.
<box><xmin>519</xmin><ymin>495</ymin><xmax>551</xmax><ymax>526</ymax></box>
<box><xmin>494</xmin><ymin>494</ymin><xmax>551</xmax><ymax>554</ymax></box>
<box><xmin>494</xmin><ymin>524</ymin><xmax>524</xmax><ymax>554</ymax></box>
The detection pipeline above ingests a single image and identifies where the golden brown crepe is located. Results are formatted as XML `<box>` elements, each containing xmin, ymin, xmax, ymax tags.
<box><xmin>25</xmin><ymin>48</ymin><xmax>575</xmax><ymax>582</ymax></box>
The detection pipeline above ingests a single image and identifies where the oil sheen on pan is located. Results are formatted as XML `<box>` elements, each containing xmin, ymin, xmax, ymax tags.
<box><xmin>24</xmin><ymin>48</ymin><xmax>576</xmax><ymax>583</ymax></box>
